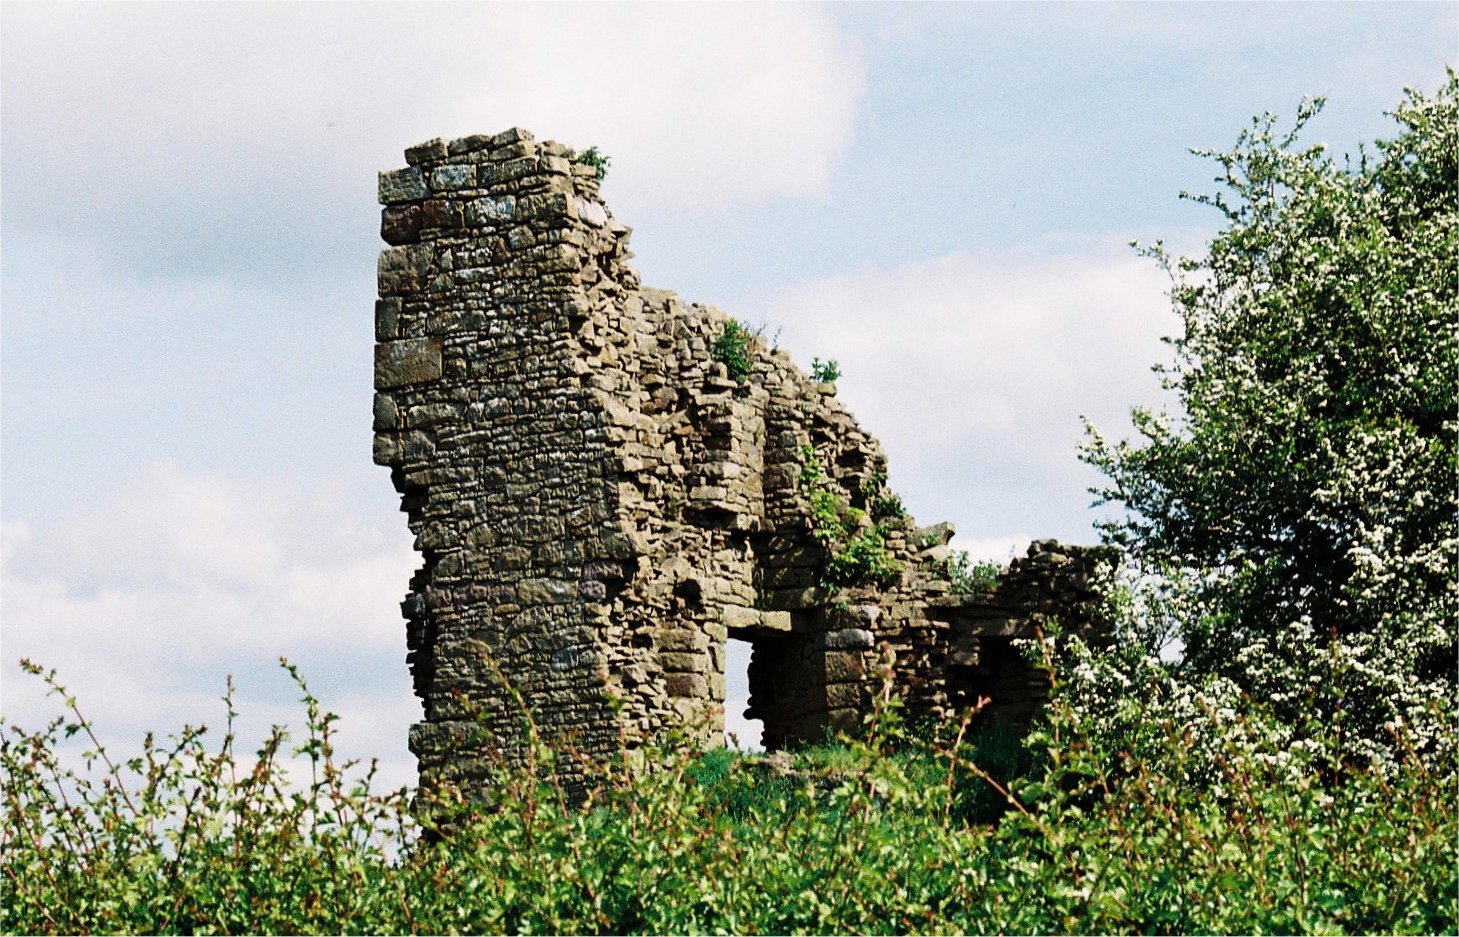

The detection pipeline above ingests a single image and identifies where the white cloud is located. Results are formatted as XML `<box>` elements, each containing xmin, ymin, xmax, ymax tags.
<box><xmin>749</xmin><ymin>238</ymin><xmax>1181</xmax><ymax>541</ymax></box>
<box><xmin>4</xmin><ymin>462</ymin><xmax>414</xmax><ymax>650</ymax></box>
<box><xmin>951</xmin><ymin>534</ymin><xmax>1034</xmax><ymax>566</ymax></box>
<box><xmin>1</xmin><ymin>3</ymin><xmax>865</xmax><ymax>256</ymax></box>
<box><xmin>723</xmin><ymin>638</ymin><xmax>762</xmax><ymax>751</ymax></box>
<box><xmin>1</xmin><ymin>463</ymin><xmax>421</xmax><ymax>791</ymax></box>
<box><xmin>724</xmin><ymin>705</ymin><xmax>764</xmax><ymax>753</ymax></box>
<box><xmin>468</xmin><ymin>6</ymin><xmax>866</xmax><ymax>219</ymax></box>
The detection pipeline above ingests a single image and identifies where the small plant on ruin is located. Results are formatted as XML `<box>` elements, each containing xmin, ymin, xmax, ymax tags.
<box><xmin>713</xmin><ymin>319</ymin><xmax>756</xmax><ymax>384</ymax></box>
<box><xmin>572</xmin><ymin>145</ymin><xmax>612</xmax><ymax>181</ymax></box>
<box><xmin>798</xmin><ymin>446</ymin><xmax>901</xmax><ymax>589</ymax></box>
<box><xmin>810</xmin><ymin>357</ymin><xmax>841</xmax><ymax>383</ymax></box>
<box><xmin>945</xmin><ymin>550</ymin><xmax>1000</xmax><ymax>592</ymax></box>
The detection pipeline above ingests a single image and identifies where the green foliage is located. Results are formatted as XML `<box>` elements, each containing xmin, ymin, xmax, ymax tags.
<box><xmin>573</xmin><ymin>145</ymin><xmax>611</xmax><ymax>181</ymax></box>
<box><xmin>1</xmin><ymin>659</ymin><xmax>415</xmax><ymax>936</ymax></box>
<box><xmin>712</xmin><ymin>319</ymin><xmax>756</xmax><ymax>385</ymax></box>
<box><xmin>798</xmin><ymin>446</ymin><xmax>901</xmax><ymax>588</ymax></box>
<box><xmin>944</xmin><ymin>550</ymin><xmax>1000</xmax><ymax>593</ymax></box>
<box><xmin>1081</xmin><ymin>76</ymin><xmax>1459</xmax><ymax>767</ymax></box>
<box><xmin>810</xmin><ymin>357</ymin><xmax>841</xmax><ymax>383</ymax></box>
<box><xmin>995</xmin><ymin>630</ymin><xmax>1458</xmax><ymax>936</ymax></box>
<box><xmin>4</xmin><ymin>658</ymin><xmax>1454</xmax><ymax>935</ymax></box>
<box><xmin>822</xmin><ymin>527</ymin><xmax>899</xmax><ymax>590</ymax></box>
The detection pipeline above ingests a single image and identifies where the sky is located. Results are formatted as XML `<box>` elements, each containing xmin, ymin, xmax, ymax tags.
<box><xmin>2</xmin><ymin>2</ymin><xmax>1453</xmax><ymax>781</ymax></box>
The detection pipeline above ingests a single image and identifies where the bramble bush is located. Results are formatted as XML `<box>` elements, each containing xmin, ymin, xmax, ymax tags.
<box><xmin>3</xmin><ymin>651</ymin><xmax>1453</xmax><ymax>935</ymax></box>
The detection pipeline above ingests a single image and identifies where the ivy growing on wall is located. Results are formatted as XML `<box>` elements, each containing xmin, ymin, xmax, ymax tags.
<box><xmin>798</xmin><ymin>446</ymin><xmax>900</xmax><ymax>589</ymax></box>
<box><xmin>859</xmin><ymin>472</ymin><xmax>906</xmax><ymax>521</ymax></box>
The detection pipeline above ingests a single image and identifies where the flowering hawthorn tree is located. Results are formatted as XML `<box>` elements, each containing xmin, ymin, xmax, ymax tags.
<box><xmin>1082</xmin><ymin>74</ymin><xmax>1457</xmax><ymax>766</ymax></box>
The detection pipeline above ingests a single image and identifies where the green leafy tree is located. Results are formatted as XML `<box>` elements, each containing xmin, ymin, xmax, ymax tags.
<box><xmin>1082</xmin><ymin>75</ymin><xmax>1458</xmax><ymax>765</ymax></box>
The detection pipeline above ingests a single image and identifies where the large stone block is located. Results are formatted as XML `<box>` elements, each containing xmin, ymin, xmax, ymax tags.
<box><xmin>722</xmin><ymin>604</ymin><xmax>792</xmax><ymax>634</ymax></box>
<box><xmin>824</xmin><ymin>683</ymin><xmax>864</xmax><ymax>709</ymax></box>
<box><xmin>655</xmin><ymin>628</ymin><xmax>709</xmax><ymax>652</ymax></box>
<box><xmin>374</xmin><ymin>298</ymin><xmax>400</xmax><ymax>341</ymax></box>
<box><xmin>665</xmin><ymin>673</ymin><xmax>709</xmax><ymax>698</ymax></box>
<box><xmin>822</xmin><ymin>651</ymin><xmax>864</xmax><ymax>684</ymax></box>
<box><xmin>379</xmin><ymin>167</ymin><xmax>429</xmax><ymax>203</ymax></box>
<box><xmin>822</xmin><ymin>628</ymin><xmax>875</xmax><ymax>651</ymax></box>
<box><xmin>377</xmin><ymin>244</ymin><xmax>433</xmax><ymax>295</ymax></box>
<box><xmin>374</xmin><ymin>337</ymin><xmax>443</xmax><ymax>389</ymax></box>
<box><xmin>658</xmin><ymin>651</ymin><xmax>705</xmax><ymax>673</ymax></box>
<box><xmin>372</xmin><ymin>394</ymin><xmax>398</xmax><ymax>431</ymax></box>
<box><xmin>466</xmin><ymin>196</ymin><xmax>516</xmax><ymax>226</ymax></box>
<box><xmin>381</xmin><ymin>204</ymin><xmax>423</xmax><ymax>246</ymax></box>
<box><xmin>430</xmin><ymin>164</ymin><xmax>475</xmax><ymax>192</ymax></box>
<box><xmin>517</xmin><ymin>578</ymin><xmax>577</xmax><ymax>605</ymax></box>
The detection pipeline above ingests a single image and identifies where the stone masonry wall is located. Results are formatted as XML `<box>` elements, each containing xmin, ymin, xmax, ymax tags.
<box><xmin>373</xmin><ymin>129</ymin><xmax>1115</xmax><ymax>794</ymax></box>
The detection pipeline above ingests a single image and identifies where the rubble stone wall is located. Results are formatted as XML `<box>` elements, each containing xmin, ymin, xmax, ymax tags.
<box><xmin>373</xmin><ymin>129</ymin><xmax>1115</xmax><ymax>793</ymax></box>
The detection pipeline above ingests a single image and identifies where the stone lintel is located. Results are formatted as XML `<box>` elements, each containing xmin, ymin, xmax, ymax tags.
<box><xmin>722</xmin><ymin>604</ymin><xmax>793</xmax><ymax>637</ymax></box>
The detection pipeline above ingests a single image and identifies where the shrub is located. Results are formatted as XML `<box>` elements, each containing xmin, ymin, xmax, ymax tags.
<box><xmin>994</xmin><ymin>625</ymin><xmax>1459</xmax><ymax>935</ymax></box>
<box><xmin>860</xmin><ymin>472</ymin><xmax>907</xmax><ymax>521</ymax></box>
<box><xmin>944</xmin><ymin>550</ymin><xmax>1000</xmax><ymax>592</ymax></box>
<box><xmin>1081</xmin><ymin>75</ymin><xmax>1458</xmax><ymax>770</ymax></box>
<box><xmin>1</xmin><ymin>659</ymin><xmax>416</xmax><ymax>936</ymax></box>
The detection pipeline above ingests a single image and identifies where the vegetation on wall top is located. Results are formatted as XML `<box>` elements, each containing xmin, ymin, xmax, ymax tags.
<box><xmin>712</xmin><ymin>318</ymin><xmax>757</xmax><ymax>385</ymax></box>
<box><xmin>572</xmin><ymin>145</ymin><xmax>612</xmax><ymax>181</ymax></box>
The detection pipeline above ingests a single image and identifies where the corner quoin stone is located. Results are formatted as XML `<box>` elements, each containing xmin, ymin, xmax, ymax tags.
<box><xmin>374</xmin><ymin>337</ymin><xmax>443</xmax><ymax>389</ymax></box>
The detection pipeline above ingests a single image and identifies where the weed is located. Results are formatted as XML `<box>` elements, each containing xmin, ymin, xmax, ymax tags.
<box><xmin>945</xmin><ymin>550</ymin><xmax>1001</xmax><ymax>592</ymax></box>
<box><xmin>810</xmin><ymin>358</ymin><xmax>841</xmax><ymax>383</ymax></box>
<box><xmin>573</xmin><ymin>146</ymin><xmax>611</xmax><ymax>181</ymax></box>
<box><xmin>712</xmin><ymin>319</ymin><xmax>756</xmax><ymax>385</ymax></box>
<box><xmin>798</xmin><ymin>446</ymin><xmax>901</xmax><ymax>589</ymax></box>
<box><xmin>2</xmin><ymin>653</ymin><xmax>1454</xmax><ymax>935</ymax></box>
<box><xmin>860</xmin><ymin>472</ymin><xmax>907</xmax><ymax>520</ymax></box>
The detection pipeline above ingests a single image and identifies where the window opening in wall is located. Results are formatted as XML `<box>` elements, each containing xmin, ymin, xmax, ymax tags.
<box><xmin>723</xmin><ymin>637</ymin><xmax>763</xmax><ymax>750</ymax></box>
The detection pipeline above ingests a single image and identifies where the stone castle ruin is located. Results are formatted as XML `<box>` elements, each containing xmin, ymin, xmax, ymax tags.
<box><xmin>372</xmin><ymin>129</ymin><xmax>1112</xmax><ymax>792</ymax></box>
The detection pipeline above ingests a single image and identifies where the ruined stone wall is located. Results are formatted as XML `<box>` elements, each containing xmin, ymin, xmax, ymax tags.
<box><xmin>374</xmin><ymin>129</ymin><xmax>1114</xmax><ymax>793</ymax></box>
